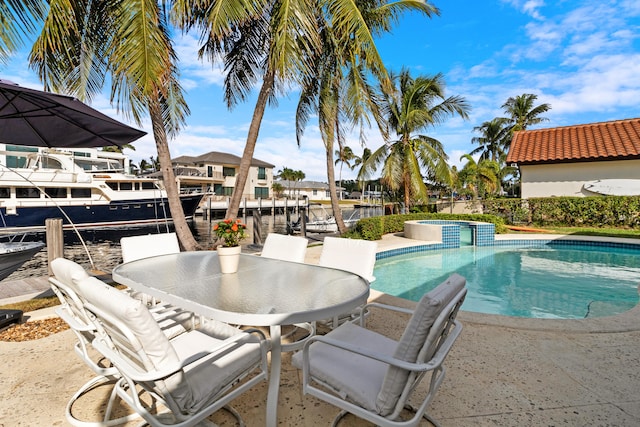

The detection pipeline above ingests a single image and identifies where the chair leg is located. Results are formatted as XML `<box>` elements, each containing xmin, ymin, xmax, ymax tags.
<box><xmin>66</xmin><ymin>375</ymin><xmax>140</xmax><ymax>427</ymax></box>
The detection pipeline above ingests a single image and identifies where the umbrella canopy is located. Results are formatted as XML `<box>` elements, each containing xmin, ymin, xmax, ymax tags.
<box><xmin>0</xmin><ymin>79</ymin><xmax>146</xmax><ymax>148</ymax></box>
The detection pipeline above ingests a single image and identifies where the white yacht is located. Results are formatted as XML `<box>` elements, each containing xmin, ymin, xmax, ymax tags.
<box><xmin>0</xmin><ymin>149</ymin><xmax>203</xmax><ymax>233</ymax></box>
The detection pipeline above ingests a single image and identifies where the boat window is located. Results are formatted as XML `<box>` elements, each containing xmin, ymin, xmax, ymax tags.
<box><xmin>76</xmin><ymin>158</ymin><xmax>123</xmax><ymax>172</ymax></box>
<box><xmin>120</xmin><ymin>182</ymin><xmax>133</xmax><ymax>190</ymax></box>
<box><xmin>0</xmin><ymin>188</ymin><xmax>10</xmax><ymax>198</ymax></box>
<box><xmin>45</xmin><ymin>188</ymin><xmax>67</xmax><ymax>198</ymax></box>
<box><xmin>134</xmin><ymin>182</ymin><xmax>140</xmax><ymax>190</ymax></box>
<box><xmin>40</xmin><ymin>156</ymin><xmax>63</xmax><ymax>170</ymax></box>
<box><xmin>71</xmin><ymin>188</ymin><xmax>91</xmax><ymax>198</ymax></box>
<box><xmin>141</xmin><ymin>182</ymin><xmax>157</xmax><ymax>190</ymax></box>
<box><xmin>106</xmin><ymin>182</ymin><xmax>119</xmax><ymax>190</ymax></box>
<box><xmin>16</xmin><ymin>188</ymin><xmax>40</xmax><ymax>198</ymax></box>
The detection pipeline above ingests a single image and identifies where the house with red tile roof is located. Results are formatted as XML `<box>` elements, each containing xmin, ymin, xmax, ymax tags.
<box><xmin>506</xmin><ymin>118</ymin><xmax>640</xmax><ymax>198</ymax></box>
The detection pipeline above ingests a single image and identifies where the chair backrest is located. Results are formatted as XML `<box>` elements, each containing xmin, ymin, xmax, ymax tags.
<box><xmin>49</xmin><ymin>258</ymin><xmax>118</xmax><ymax>377</ymax></box>
<box><xmin>318</xmin><ymin>237</ymin><xmax>378</xmax><ymax>282</ymax></box>
<box><xmin>49</xmin><ymin>257</ymin><xmax>92</xmax><ymax>326</ymax></box>
<box><xmin>375</xmin><ymin>273</ymin><xmax>467</xmax><ymax>416</ymax></box>
<box><xmin>76</xmin><ymin>276</ymin><xmax>192</xmax><ymax>411</ymax></box>
<box><xmin>260</xmin><ymin>233</ymin><xmax>308</xmax><ymax>263</ymax></box>
<box><xmin>120</xmin><ymin>232</ymin><xmax>180</xmax><ymax>263</ymax></box>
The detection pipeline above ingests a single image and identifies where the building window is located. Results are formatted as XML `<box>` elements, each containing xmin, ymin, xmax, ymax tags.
<box><xmin>312</xmin><ymin>189</ymin><xmax>317</xmax><ymax>196</ymax></box>
<box><xmin>325</xmin><ymin>191</ymin><xmax>330</xmax><ymax>197</ymax></box>
<box><xmin>255</xmin><ymin>187</ymin><xmax>269</xmax><ymax>198</ymax></box>
<box><xmin>223</xmin><ymin>167</ymin><xmax>235</xmax><ymax>177</ymax></box>
<box><xmin>207</xmin><ymin>166</ymin><xmax>213</xmax><ymax>178</ymax></box>
<box><xmin>223</xmin><ymin>186</ymin><xmax>234</xmax><ymax>196</ymax></box>
<box><xmin>258</xmin><ymin>167</ymin><xmax>266</xmax><ymax>180</ymax></box>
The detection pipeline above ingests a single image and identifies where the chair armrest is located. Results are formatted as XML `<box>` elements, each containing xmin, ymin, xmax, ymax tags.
<box><xmin>301</xmin><ymin>320</ymin><xmax>462</xmax><ymax>374</ymax></box>
<box><xmin>55</xmin><ymin>306</ymin><xmax>94</xmax><ymax>333</ymax></box>
<box><xmin>354</xmin><ymin>301</ymin><xmax>414</xmax><ymax>327</ymax></box>
<box><xmin>92</xmin><ymin>330</ymin><xmax>265</xmax><ymax>382</ymax></box>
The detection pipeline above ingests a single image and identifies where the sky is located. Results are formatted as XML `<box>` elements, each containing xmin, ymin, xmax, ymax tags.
<box><xmin>2</xmin><ymin>0</ymin><xmax>639</xmax><ymax>182</ymax></box>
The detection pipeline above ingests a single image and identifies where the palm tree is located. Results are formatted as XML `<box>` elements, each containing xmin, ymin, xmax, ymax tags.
<box><xmin>30</xmin><ymin>1</ymin><xmax>199</xmax><ymax>250</ymax></box>
<box><xmin>277</xmin><ymin>167</ymin><xmax>296</xmax><ymax>197</ymax></box>
<box><xmin>359</xmin><ymin>69</ymin><xmax>470</xmax><ymax>211</ymax></box>
<box><xmin>502</xmin><ymin>93</ymin><xmax>551</xmax><ymax>132</ymax></box>
<box><xmin>470</xmin><ymin>117</ymin><xmax>511</xmax><ymax>162</ymax></box>
<box><xmin>354</xmin><ymin>147</ymin><xmax>372</xmax><ymax>197</ymax></box>
<box><xmin>0</xmin><ymin>1</ymin><xmax>46</xmax><ymax>63</ymax></box>
<box><xmin>458</xmin><ymin>154</ymin><xmax>500</xmax><ymax>199</ymax></box>
<box><xmin>295</xmin><ymin>1</ymin><xmax>440</xmax><ymax>233</ymax></box>
<box><xmin>174</xmin><ymin>0</ymin><xmax>421</xmax><ymax>223</ymax></box>
<box><xmin>335</xmin><ymin>146</ymin><xmax>356</xmax><ymax>199</ymax></box>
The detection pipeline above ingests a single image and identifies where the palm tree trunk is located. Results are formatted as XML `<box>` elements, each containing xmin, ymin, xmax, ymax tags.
<box><xmin>148</xmin><ymin>99</ymin><xmax>200</xmax><ymax>251</ymax></box>
<box><xmin>326</xmin><ymin>146</ymin><xmax>346</xmax><ymax>234</ymax></box>
<box><xmin>226</xmin><ymin>69</ymin><xmax>274</xmax><ymax>220</ymax></box>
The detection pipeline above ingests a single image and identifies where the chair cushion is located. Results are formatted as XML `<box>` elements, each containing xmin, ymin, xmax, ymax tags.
<box><xmin>171</xmin><ymin>330</ymin><xmax>263</xmax><ymax>413</ymax></box>
<box><xmin>50</xmin><ymin>258</ymin><xmax>90</xmax><ymax>291</ymax></box>
<box><xmin>292</xmin><ymin>321</ymin><xmax>396</xmax><ymax>412</ymax></box>
<box><xmin>376</xmin><ymin>273</ymin><xmax>466</xmax><ymax>415</ymax></box>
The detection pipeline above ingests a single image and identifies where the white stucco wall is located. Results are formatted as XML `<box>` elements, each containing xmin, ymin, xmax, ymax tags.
<box><xmin>520</xmin><ymin>159</ymin><xmax>640</xmax><ymax>198</ymax></box>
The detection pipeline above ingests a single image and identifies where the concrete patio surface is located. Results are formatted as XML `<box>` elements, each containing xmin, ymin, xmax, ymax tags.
<box><xmin>1</xmin><ymin>233</ymin><xmax>640</xmax><ymax>426</ymax></box>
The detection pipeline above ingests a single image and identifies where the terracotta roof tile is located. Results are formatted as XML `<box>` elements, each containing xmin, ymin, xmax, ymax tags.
<box><xmin>506</xmin><ymin>118</ymin><xmax>640</xmax><ymax>164</ymax></box>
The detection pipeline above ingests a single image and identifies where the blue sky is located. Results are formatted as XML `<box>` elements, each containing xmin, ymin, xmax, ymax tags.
<box><xmin>2</xmin><ymin>0</ymin><xmax>639</xmax><ymax>181</ymax></box>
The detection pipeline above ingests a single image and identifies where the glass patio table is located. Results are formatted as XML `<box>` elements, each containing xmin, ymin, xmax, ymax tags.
<box><xmin>112</xmin><ymin>250</ymin><xmax>370</xmax><ymax>427</ymax></box>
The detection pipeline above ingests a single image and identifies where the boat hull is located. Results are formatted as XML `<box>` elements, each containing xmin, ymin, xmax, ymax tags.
<box><xmin>0</xmin><ymin>241</ymin><xmax>45</xmax><ymax>281</ymax></box>
<box><xmin>0</xmin><ymin>194</ymin><xmax>203</xmax><ymax>233</ymax></box>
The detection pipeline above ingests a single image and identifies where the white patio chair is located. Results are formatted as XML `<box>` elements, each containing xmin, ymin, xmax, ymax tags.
<box><xmin>120</xmin><ymin>232</ymin><xmax>181</xmax><ymax>263</ymax></box>
<box><xmin>50</xmin><ymin>258</ymin><xmax>219</xmax><ymax>426</ymax></box>
<box><xmin>49</xmin><ymin>258</ymin><xmax>139</xmax><ymax>426</ymax></box>
<box><xmin>120</xmin><ymin>232</ymin><xmax>180</xmax><ymax>307</ymax></box>
<box><xmin>292</xmin><ymin>273</ymin><xmax>467</xmax><ymax>427</ymax></box>
<box><xmin>318</xmin><ymin>236</ymin><xmax>378</xmax><ymax>328</ymax></box>
<box><xmin>260</xmin><ymin>233</ymin><xmax>308</xmax><ymax>263</ymax></box>
<box><xmin>77</xmin><ymin>275</ymin><xmax>269</xmax><ymax>427</ymax></box>
<box><xmin>259</xmin><ymin>233</ymin><xmax>312</xmax><ymax>351</ymax></box>
<box><xmin>318</xmin><ymin>236</ymin><xmax>377</xmax><ymax>282</ymax></box>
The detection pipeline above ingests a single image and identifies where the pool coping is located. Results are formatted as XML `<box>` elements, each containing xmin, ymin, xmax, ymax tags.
<box><xmin>373</xmin><ymin>233</ymin><xmax>640</xmax><ymax>333</ymax></box>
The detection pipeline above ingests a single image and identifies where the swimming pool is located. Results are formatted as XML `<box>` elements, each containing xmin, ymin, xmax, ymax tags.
<box><xmin>373</xmin><ymin>242</ymin><xmax>640</xmax><ymax>319</ymax></box>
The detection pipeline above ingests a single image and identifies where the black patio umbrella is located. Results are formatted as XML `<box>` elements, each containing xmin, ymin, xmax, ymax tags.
<box><xmin>0</xmin><ymin>79</ymin><xmax>146</xmax><ymax>148</ymax></box>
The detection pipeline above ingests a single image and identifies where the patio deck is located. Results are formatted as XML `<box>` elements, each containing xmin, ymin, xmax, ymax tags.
<box><xmin>1</xmin><ymin>233</ymin><xmax>639</xmax><ymax>426</ymax></box>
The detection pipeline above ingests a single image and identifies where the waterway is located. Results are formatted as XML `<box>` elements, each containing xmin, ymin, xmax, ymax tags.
<box><xmin>4</xmin><ymin>204</ymin><xmax>382</xmax><ymax>281</ymax></box>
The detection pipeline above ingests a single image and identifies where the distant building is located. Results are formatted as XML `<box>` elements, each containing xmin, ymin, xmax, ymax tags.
<box><xmin>276</xmin><ymin>180</ymin><xmax>345</xmax><ymax>201</ymax></box>
<box><xmin>171</xmin><ymin>151</ymin><xmax>275</xmax><ymax>200</ymax></box>
<box><xmin>506</xmin><ymin>118</ymin><xmax>640</xmax><ymax>198</ymax></box>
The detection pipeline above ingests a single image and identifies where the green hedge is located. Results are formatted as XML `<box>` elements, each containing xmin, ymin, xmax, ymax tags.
<box><xmin>482</xmin><ymin>196</ymin><xmax>640</xmax><ymax>228</ymax></box>
<box><xmin>346</xmin><ymin>213</ymin><xmax>507</xmax><ymax>241</ymax></box>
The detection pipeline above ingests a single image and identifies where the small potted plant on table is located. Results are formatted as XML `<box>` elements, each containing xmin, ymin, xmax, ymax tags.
<box><xmin>213</xmin><ymin>218</ymin><xmax>246</xmax><ymax>273</ymax></box>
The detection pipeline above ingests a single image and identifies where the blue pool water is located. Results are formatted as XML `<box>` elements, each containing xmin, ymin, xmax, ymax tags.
<box><xmin>373</xmin><ymin>243</ymin><xmax>640</xmax><ymax>319</ymax></box>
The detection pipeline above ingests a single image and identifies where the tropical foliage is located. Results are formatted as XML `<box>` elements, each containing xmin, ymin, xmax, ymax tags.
<box><xmin>358</xmin><ymin>69</ymin><xmax>470</xmax><ymax>210</ymax></box>
<box><xmin>29</xmin><ymin>0</ymin><xmax>198</xmax><ymax>250</ymax></box>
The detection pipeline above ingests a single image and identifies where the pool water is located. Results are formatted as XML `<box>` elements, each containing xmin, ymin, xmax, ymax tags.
<box><xmin>373</xmin><ymin>244</ymin><xmax>640</xmax><ymax>319</ymax></box>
